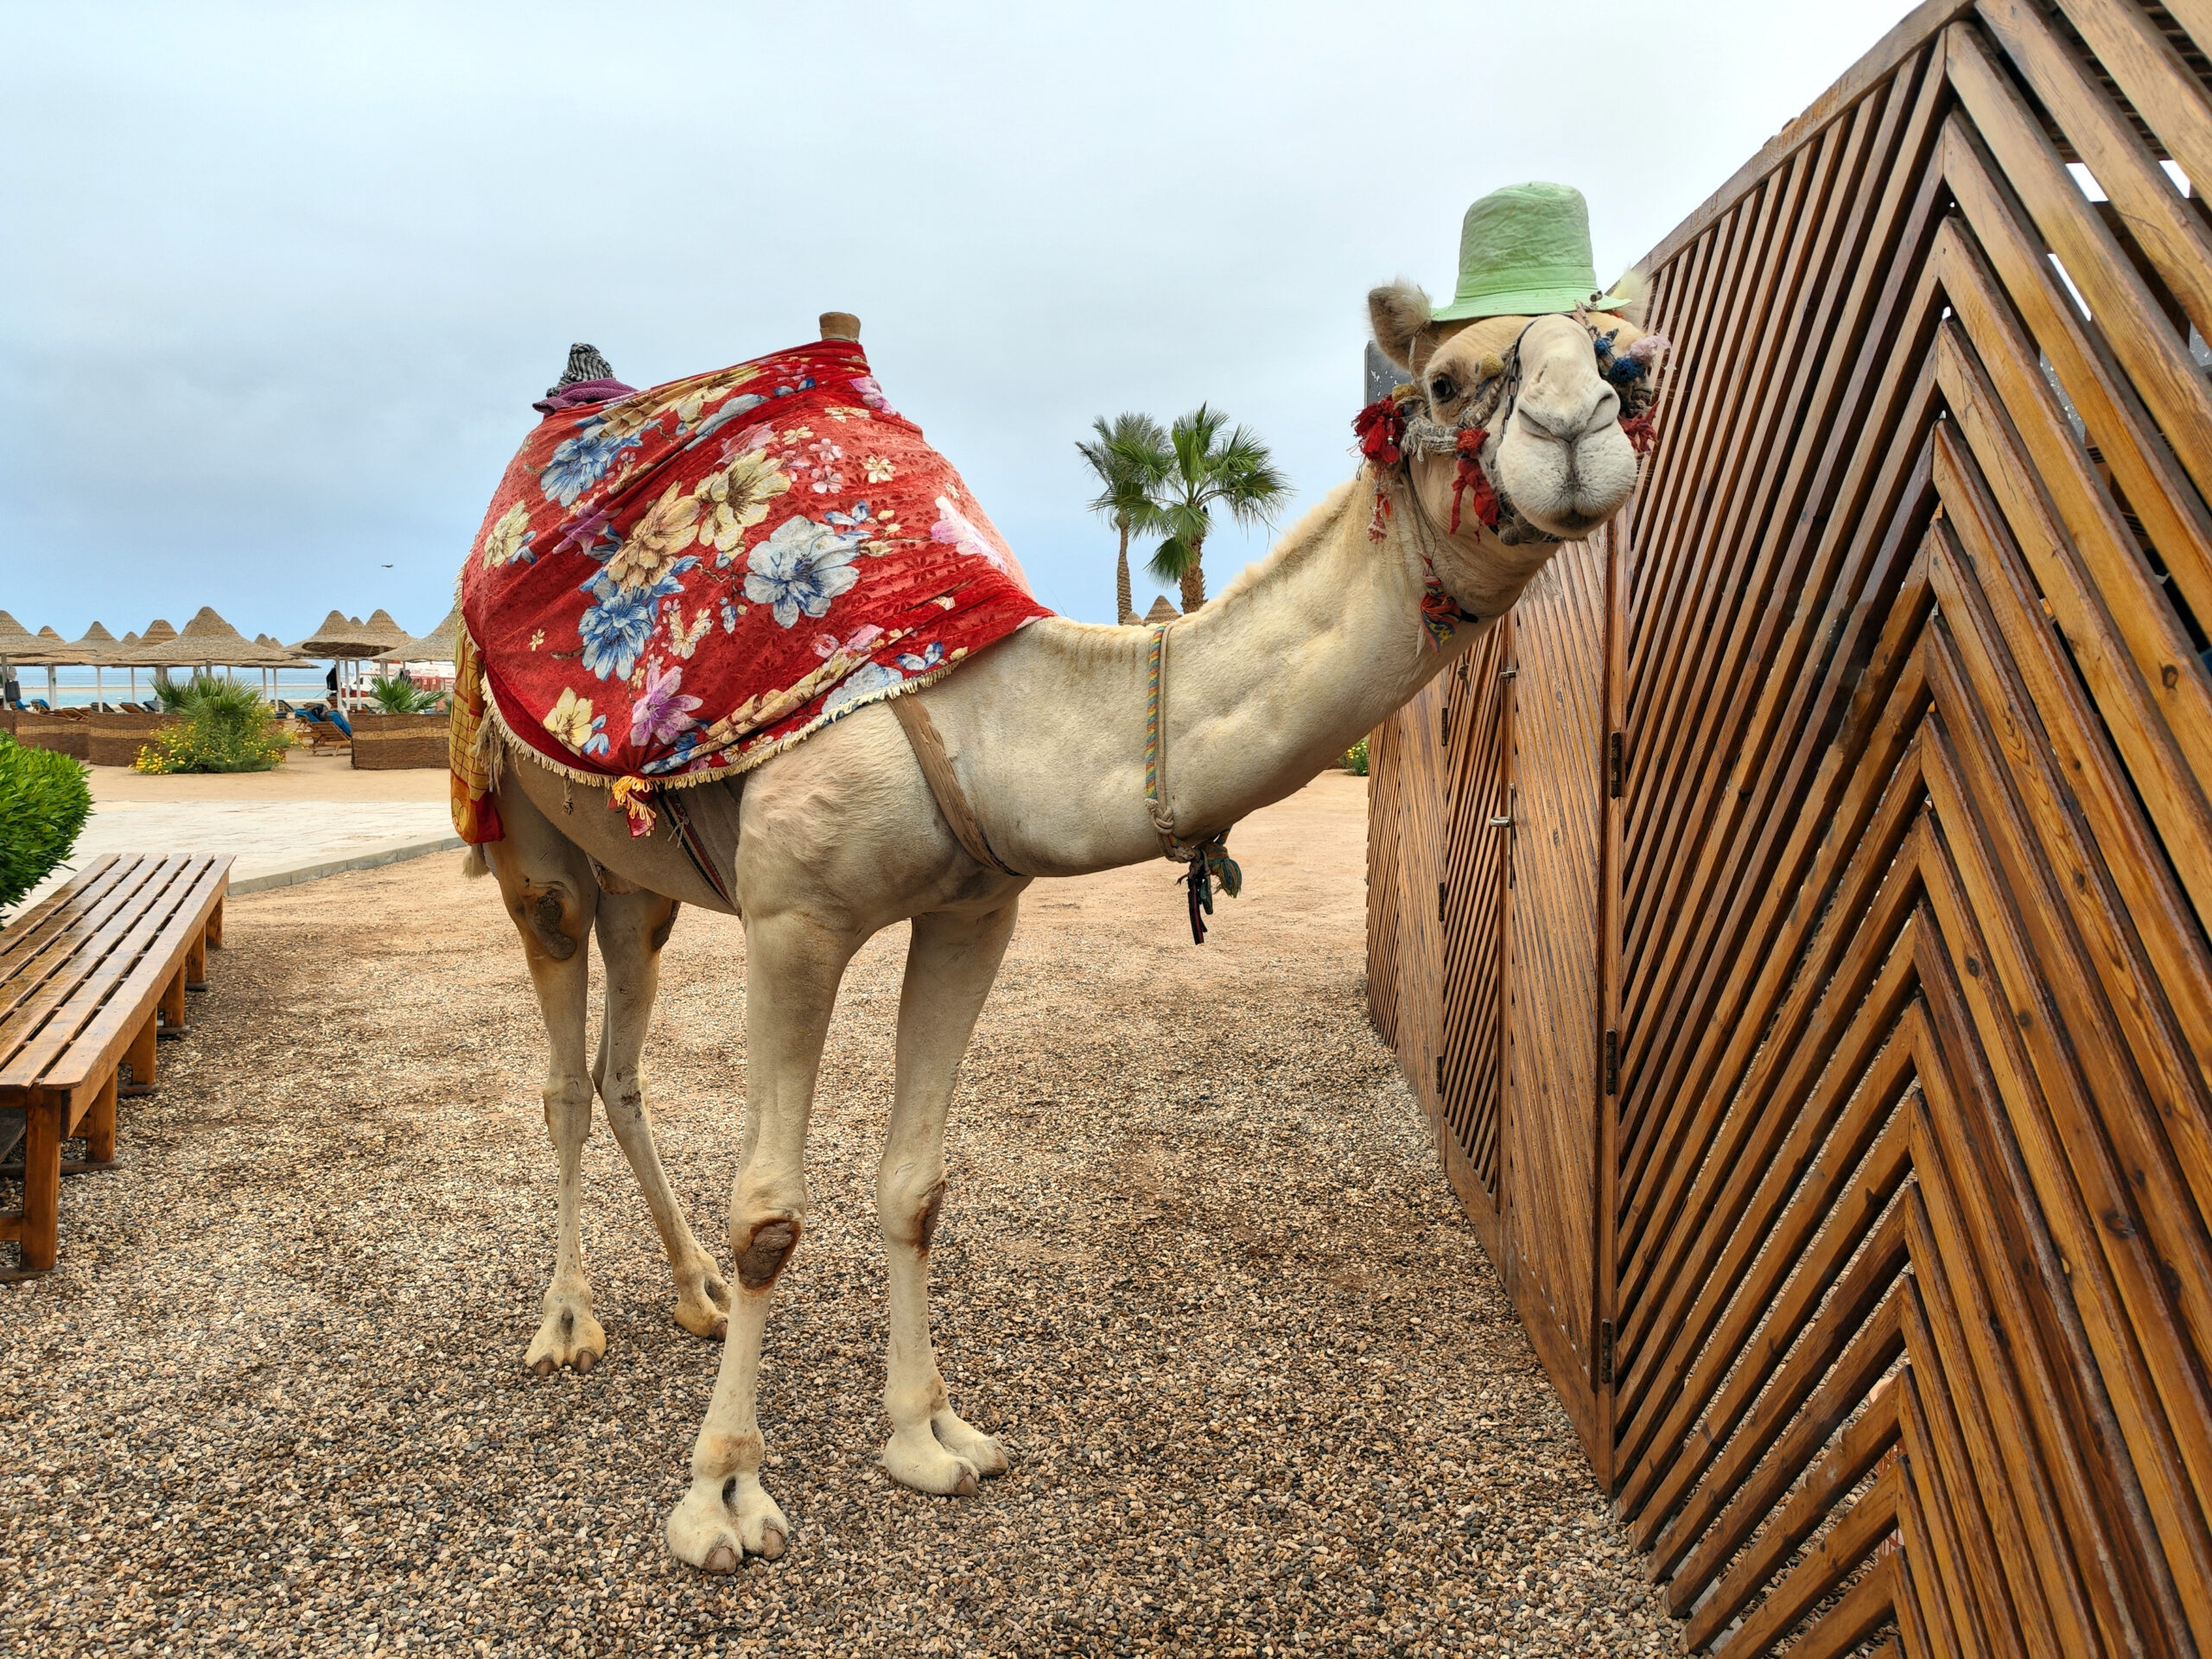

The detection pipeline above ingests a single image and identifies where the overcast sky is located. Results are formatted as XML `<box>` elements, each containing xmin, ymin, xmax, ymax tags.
<box><xmin>2</xmin><ymin>0</ymin><xmax>1920</xmax><ymax>639</ymax></box>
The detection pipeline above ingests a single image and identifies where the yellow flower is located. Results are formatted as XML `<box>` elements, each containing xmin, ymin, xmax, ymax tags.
<box><xmin>862</xmin><ymin>455</ymin><xmax>895</xmax><ymax>483</ymax></box>
<box><xmin>605</xmin><ymin>480</ymin><xmax>701</xmax><ymax>589</ymax></box>
<box><xmin>480</xmin><ymin>501</ymin><xmax>536</xmax><ymax>569</ymax></box>
<box><xmin>593</xmin><ymin>365</ymin><xmax>763</xmax><ymax>440</ymax></box>
<box><xmin>696</xmin><ymin>449</ymin><xmax>792</xmax><ymax>554</ymax></box>
<box><xmin>671</xmin><ymin>365</ymin><xmax>762</xmax><ymax>427</ymax></box>
<box><xmin>528</xmin><ymin>628</ymin><xmax>545</xmax><ymax>651</ymax></box>
<box><xmin>544</xmin><ymin>688</ymin><xmax>597</xmax><ymax>753</ymax></box>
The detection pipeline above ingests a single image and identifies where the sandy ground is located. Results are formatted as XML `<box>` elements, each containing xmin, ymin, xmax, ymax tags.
<box><xmin>0</xmin><ymin>772</ymin><xmax>1676</xmax><ymax>1655</ymax></box>
<box><xmin>88</xmin><ymin>752</ymin><xmax>449</xmax><ymax>804</ymax></box>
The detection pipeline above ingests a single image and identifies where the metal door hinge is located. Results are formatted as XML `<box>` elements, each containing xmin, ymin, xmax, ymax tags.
<box><xmin>1605</xmin><ymin>1028</ymin><xmax>1620</xmax><ymax>1095</ymax></box>
<box><xmin>1599</xmin><ymin>1319</ymin><xmax>1616</xmax><ymax>1387</ymax></box>
<box><xmin>1500</xmin><ymin>663</ymin><xmax>1518</xmax><ymax>679</ymax></box>
<box><xmin>1608</xmin><ymin>731</ymin><xmax>1624</xmax><ymax>798</ymax></box>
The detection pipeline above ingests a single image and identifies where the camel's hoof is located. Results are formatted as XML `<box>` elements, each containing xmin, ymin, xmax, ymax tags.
<box><xmin>668</xmin><ymin>1475</ymin><xmax>789</xmax><ymax>1573</ymax></box>
<box><xmin>954</xmin><ymin>1468</ymin><xmax>978</xmax><ymax>1497</ymax></box>
<box><xmin>525</xmin><ymin>1300</ymin><xmax>607</xmax><ymax>1375</ymax></box>
<box><xmin>672</xmin><ymin>1277</ymin><xmax>733</xmax><ymax>1342</ymax></box>
<box><xmin>932</xmin><ymin>1413</ymin><xmax>1011</xmax><ymax>1478</ymax></box>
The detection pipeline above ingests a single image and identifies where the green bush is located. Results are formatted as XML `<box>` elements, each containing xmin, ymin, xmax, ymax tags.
<box><xmin>1341</xmin><ymin>735</ymin><xmax>1370</xmax><ymax>776</ymax></box>
<box><xmin>367</xmin><ymin>674</ymin><xmax>442</xmax><ymax>715</ymax></box>
<box><xmin>134</xmin><ymin>675</ymin><xmax>289</xmax><ymax>773</ymax></box>
<box><xmin>0</xmin><ymin>733</ymin><xmax>93</xmax><ymax>912</ymax></box>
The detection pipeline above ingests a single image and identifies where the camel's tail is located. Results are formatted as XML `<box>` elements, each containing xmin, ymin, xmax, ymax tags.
<box><xmin>461</xmin><ymin>844</ymin><xmax>490</xmax><ymax>879</ymax></box>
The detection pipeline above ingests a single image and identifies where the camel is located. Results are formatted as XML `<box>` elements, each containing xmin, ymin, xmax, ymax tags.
<box><xmin>468</xmin><ymin>280</ymin><xmax>1658</xmax><ymax>1573</ymax></box>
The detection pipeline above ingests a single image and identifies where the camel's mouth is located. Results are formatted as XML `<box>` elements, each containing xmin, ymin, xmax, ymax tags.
<box><xmin>1535</xmin><ymin>505</ymin><xmax>1602</xmax><ymax>537</ymax></box>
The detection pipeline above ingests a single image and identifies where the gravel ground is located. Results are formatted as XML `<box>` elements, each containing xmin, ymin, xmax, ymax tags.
<box><xmin>0</xmin><ymin>771</ymin><xmax>1678</xmax><ymax>1655</ymax></box>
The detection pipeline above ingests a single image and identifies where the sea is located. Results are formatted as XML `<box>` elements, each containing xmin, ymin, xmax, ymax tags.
<box><xmin>8</xmin><ymin>664</ymin><xmax>442</xmax><ymax>710</ymax></box>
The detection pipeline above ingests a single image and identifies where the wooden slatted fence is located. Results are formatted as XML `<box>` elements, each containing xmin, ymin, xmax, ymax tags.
<box><xmin>1365</xmin><ymin>2</ymin><xmax>2212</xmax><ymax>1652</ymax></box>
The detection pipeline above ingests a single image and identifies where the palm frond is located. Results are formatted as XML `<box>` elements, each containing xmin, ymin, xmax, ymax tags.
<box><xmin>1076</xmin><ymin>412</ymin><xmax>1172</xmax><ymax>524</ymax></box>
<box><xmin>1147</xmin><ymin>535</ymin><xmax>1196</xmax><ymax>583</ymax></box>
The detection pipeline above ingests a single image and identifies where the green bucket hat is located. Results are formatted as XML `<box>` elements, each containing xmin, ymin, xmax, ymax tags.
<box><xmin>1432</xmin><ymin>181</ymin><xmax>1630</xmax><ymax>322</ymax></box>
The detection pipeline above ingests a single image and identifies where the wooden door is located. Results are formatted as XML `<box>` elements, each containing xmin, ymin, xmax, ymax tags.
<box><xmin>1503</xmin><ymin>537</ymin><xmax>1610</xmax><ymax>1456</ymax></box>
<box><xmin>1437</xmin><ymin>621</ymin><xmax>1516</xmax><ymax>1263</ymax></box>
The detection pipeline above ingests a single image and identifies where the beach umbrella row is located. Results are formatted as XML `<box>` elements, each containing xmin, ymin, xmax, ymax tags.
<box><xmin>2</xmin><ymin>605</ymin><xmax>445</xmax><ymax>707</ymax></box>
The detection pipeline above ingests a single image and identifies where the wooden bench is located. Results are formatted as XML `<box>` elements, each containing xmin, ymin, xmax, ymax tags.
<box><xmin>0</xmin><ymin>855</ymin><xmax>232</xmax><ymax>1278</ymax></box>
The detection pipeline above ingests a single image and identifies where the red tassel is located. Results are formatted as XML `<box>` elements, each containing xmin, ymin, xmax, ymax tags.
<box><xmin>1449</xmin><ymin>428</ymin><xmax>1497</xmax><ymax>533</ymax></box>
<box><xmin>1352</xmin><ymin>397</ymin><xmax>1406</xmax><ymax>468</ymax></box>
<box><xmin>1621</xmin><ymin>413</ymin><xmax>1659</xmax><ymax>457</ymax></box>
<box><xmin>1367</xmin><ymin>480</ymin><xmax>1393</xmax><ymax>542</ymax></box>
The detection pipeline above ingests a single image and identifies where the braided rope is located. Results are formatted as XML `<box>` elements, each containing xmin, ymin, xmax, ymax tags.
<box><xmin>1143</xmin><ymin>620</ymin><xmax>1243</xmax><ymax>939</ymax></box>
<box><xmin>1144</xmin><ymin>624</ymin><xmax>1178</xmax><ymax>845</ymax></box>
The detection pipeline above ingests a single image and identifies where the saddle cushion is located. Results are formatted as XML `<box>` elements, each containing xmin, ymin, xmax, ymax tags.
<box><xmin>453</xmin><ymin>339</ymin><xmax>1049</xmax><ymax>842</ymax></box>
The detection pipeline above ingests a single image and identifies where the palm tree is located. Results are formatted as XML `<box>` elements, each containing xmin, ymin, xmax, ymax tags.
<box><xmin>1075</xmin><ymin>413</ymin><xmax>1170</xmax><ymax>624</ymax></box>
<box><xmin>1136</xmin><ymin>405</ymin><xmax>1291</xmax><ymax>615</ymax></box>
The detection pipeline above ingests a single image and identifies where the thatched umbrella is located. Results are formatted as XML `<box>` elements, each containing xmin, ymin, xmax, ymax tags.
<box><xmin>0</xmin><ymin>610</ymin><xmax>44</xmax><ymax>662</ymax></box>
<box><xmin>1142</xmin><ymin>594</ymin><xmax>1181</xmax><ymax>624</ymax></box>
<box><xmin>144</xmin><ymin>607</ymin><xmax>264</xmax><ymax>690</ymax></box>
<box><xmin>372</xmin><ymin>606</ymin><xmax>460</xmax><ymax>664</ymax></box>
<box><xmin>31</xmin><ymin>627</ymin><xmax>68</xmax><ymax>703</ymax></box>
<box><xmin>112</xmin><ymin>631</ymin><xmax>145</xmax><ymax>704</ymax></box>
<box><xmin>296</xmin><ymin>608</ymin><xmax>411</xmax><ymax>706</ymax></box>
<box><xmin>69</xmin><ymin>622</ymin><xmax>123</xmax><ymax>709</ymax></box>
<box><xmin>0</xmin><ymin>612</ymin><xmax>58</xmax><ymax>706</ymax></box>
<box><xmin>245</xmin><ymin>632</ymin><xmax>306</xmax><ymax>698</ymax></box>
<box><xmin>290</xmin><ymin>609</ymin><xmax>391</xmax><ymax>657</ymax></box>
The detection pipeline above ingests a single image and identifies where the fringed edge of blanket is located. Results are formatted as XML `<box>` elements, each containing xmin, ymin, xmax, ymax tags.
<box><xmin>473</xmin><ymin>654</ymin><xmax>967</xmax><ymax>799</ymax></box>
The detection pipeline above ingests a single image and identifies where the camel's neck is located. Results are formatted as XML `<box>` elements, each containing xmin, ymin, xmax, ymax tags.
<box><xmin>1149</xmin><ymin>480</ymin><xmax>1479</xmax><ymax>837</ymax></box>
<box><xmin>946</xmin><ymin>475</ymin><xmax>1498</xmax><ymax>878</ymax></box>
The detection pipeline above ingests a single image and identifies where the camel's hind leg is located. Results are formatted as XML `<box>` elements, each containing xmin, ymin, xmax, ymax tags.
<box><xmin>484</xmin><ymin>788</ymin><xmax>605</xmax><ymax>1375</ymax></box>
<box><xmin>879</xmin><ymin>900</ymin><xmax>1020</xmax><ymax>1495</ymax></box>
<box><xmin>591</xmin><ymin>887</ymin><xmax>733</xmax><ymax>1340</ymax></box>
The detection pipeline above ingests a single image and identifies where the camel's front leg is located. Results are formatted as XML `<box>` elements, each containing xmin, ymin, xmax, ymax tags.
<box><xmin>591</xmin><ymin>887</ymin><xmax>732</xmax><ymax>1340</ymax></box>
<box><xmin>879</xmin><ymin>900</ymin><xmax>1020</xmax><ymax>1495</ymax></box>
<box><xmin>667</xmin><ymin>910</ymin><xmax>857</xmax><ymax>1573</ymax></box>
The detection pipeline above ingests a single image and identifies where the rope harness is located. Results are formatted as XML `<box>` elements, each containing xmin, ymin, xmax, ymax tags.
<box><xmin>1145</xmin><ymin>621</ymin><xmax>1242</xmax><ymax>944</ymax></box>
<box><xmin>885</xmin><ymin>627</ymin><xmax>1240</xmax><ymax>944</ymax></box>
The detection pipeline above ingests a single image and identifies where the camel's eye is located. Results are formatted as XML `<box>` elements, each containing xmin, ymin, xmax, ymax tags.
<box><xmin>1429</xmin><ymin>374</ymin><xmax>1458</xmax><ymax>404</ymax></box>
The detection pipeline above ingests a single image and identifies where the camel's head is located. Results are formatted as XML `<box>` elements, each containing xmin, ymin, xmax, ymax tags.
<box><xmin>1366</xmin><ymin>280</ymin><xmax>1664</xmax><ymax>614</ymax></box>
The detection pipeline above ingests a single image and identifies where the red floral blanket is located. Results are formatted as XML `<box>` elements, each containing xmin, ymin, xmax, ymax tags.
<box><xmin>455</xmin><ymin>340</ymin><xmax>1048</xmax><ymax>837</ymax></box>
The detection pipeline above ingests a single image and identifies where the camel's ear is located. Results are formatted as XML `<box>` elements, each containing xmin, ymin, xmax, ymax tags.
<box><xmin>1603</xmin><ymin>268</ymin><xmax>1649</xmax><ymax>327</ymax></box>
<box><xmin>1368</xmin><ymin>281</ymin><xmax>1433</xmax><ymax>373</ymax></box>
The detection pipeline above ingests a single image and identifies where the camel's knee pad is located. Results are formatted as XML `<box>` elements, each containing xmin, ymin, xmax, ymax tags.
<box><xmin>734</xmin><ymin>1216</ymin><xmax>802</xmax><ymax>1291</ymax></box>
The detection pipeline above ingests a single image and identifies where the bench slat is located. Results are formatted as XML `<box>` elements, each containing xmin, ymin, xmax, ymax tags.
<box><xmin>11</xmin><ymin>862</ymin><xmax>231</xmax><ymax>1108</ymax></box>
<box><xmin>0</xmin><ymin>855</ymin><xmax>125</xmax><ymax>974</ymax></box>
<box><xmin>0</xmin><ymin>857</ymin><xmax>155</xmax><ymax>1018</ymax></box>
<box><xmin>0</xmin><ymin>857</ymin><xmax>230</xmax><ymax>1103</ymax></box>
<box><xmin>0</xmin><ymin>856</ymin><xmax>191</xmax><ymax>1065</ymax></box>
<box><xmin>0</xmin><ymin>856</ymin><xmax>204</xmax><ymax>1063</ymax></box>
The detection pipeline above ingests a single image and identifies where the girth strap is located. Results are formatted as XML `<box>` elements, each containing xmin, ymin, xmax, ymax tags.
<box><xmin>889</xmin><ymin>694</ymin><xmax>1025</xmax><ymax>878</ymax></box>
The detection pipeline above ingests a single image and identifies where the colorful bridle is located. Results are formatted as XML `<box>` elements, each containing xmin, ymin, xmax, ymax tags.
<box><xmin>1354</xmin><ymin>315</ymin><xmax>1669</xmax><ymax>546</ymax></box>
